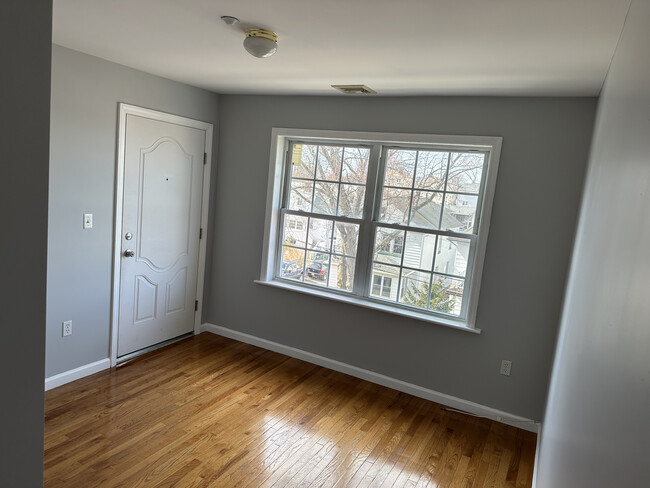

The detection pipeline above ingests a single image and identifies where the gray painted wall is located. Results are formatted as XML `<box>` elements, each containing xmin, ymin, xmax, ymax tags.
<box><xmin>207</xmin><ymin>95</ymin><xmax>596</xmax><ymax>420</ymax></box>
<box><xmin>537</xmin><ymin>1</ymin><xmax>650</xmax><ymax>485</ymax></box>
<box><xmin>47</xmin><ymin>45</ymin><xmax>219</xmax><ymax>377</ymax></box>
<box><xmin>0</xmin><ymin>1</ymin><xmax>51</xmax><ymax>486</ymax></box>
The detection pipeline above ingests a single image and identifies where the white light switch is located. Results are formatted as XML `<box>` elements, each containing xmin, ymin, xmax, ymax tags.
<box><xmin>83</xmin><ymin>213</ymin><xmax>93</xmax><ymax>229</ymax></box>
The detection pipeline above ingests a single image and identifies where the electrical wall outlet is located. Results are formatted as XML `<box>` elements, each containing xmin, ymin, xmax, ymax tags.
<box><xmin>500</xmin><ymin>360</ymin><xmax>512</xmax><ymax>376</ymax></box>
<box><xmin>62</xmin><ymin>320</ymin><xmax>72</xmax><ymax>337</ymax></box>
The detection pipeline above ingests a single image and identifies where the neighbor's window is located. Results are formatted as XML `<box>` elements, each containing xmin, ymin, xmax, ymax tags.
<box><xmin>261</xmin><ymin>129</ymin><xmax>501</xmax><ymax>330</ymax></box>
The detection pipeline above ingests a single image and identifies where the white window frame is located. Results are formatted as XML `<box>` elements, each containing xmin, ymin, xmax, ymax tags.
<box><xmin>257</xmin><ymin>128</ymin><xmax>502</xmax><ymax>333</ymax></box>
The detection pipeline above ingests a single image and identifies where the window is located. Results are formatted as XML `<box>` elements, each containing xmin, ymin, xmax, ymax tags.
<box><xmin>287</xmin><ymin>218</ymin><xmax>305</xmax><ymax>231</ymax></box>
<box><xmin>259</xmin><ymin>129</ymin><xmax>501</xmax><ymax>331</ymax></box>
<box><xmin>372</xmin><ymin>275</ymin><xmax>393</xmax><ymax>298</ymax></box>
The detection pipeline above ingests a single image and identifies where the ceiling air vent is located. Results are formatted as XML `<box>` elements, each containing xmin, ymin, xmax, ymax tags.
<box><xmin>331</xmin><ymin>84</ymin><xmax>377</xmax><ymax>95</ymax></box>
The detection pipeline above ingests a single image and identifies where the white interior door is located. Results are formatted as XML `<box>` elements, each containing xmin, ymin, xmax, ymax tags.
<box><xmin>117</xmin><ymin>111</ymin><xmax>207</xmax><ymax>357</ymax></box>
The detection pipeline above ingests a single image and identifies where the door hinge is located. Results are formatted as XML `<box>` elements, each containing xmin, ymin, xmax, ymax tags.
<box><xmin>199</xmin><ymin>228</ymin><xmax>203</xmax><ymax>239</ymax></box>
<box><xmin>195</xmin><ymin>300</ymin><xmax>199</xmax><ymax>311</ymax></box>
<box><xmin>203</xmin><ymin>153</ymin><xmax>207</xmax><ymax>165</ymax></box>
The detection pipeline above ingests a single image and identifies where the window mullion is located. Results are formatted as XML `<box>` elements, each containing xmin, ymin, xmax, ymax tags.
<box><xmin>353</xmin><ymin>143</ymin><xmax>382</xmax><ymax>297</ymax></box>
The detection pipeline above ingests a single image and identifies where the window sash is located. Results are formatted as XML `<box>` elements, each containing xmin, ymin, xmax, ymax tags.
<box><xmin>374</xmin><ymin>146</ymin><xmax>489</xmax><ymax>235</ymax></box>
<box><xmin>368</xmin><ymin>223</ymin><xmax>477</xmax><ymax>319</ymax></box>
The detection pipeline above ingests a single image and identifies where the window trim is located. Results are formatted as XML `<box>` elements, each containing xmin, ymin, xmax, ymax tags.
<box><xmin>259</xmin><ymin>128</ymin><xmax>502</xmax><ymax>332</ymax></box>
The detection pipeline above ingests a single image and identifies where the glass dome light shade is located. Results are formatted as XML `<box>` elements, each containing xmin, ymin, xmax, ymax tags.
<box><xmin>243</xmin><ymin>29</ymin><xmax>278</xmax><ymax>58</ymax></box>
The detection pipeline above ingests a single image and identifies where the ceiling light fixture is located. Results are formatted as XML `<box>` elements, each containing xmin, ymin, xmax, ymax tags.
<box><xmin>243</xmin><ymin>28</ymin><xmax>278</xmax><ymax>58</ymax></box>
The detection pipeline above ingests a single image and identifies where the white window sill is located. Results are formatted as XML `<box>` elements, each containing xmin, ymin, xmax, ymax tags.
<box><xmin>254</xmin><ymin>279</ymin><xmax>481</xmax><ymax>335</ymax></box>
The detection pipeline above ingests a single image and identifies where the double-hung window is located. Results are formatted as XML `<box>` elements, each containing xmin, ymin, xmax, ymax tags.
<box><xmin>259</xmin><ymin>129</ymin><xmax>501</xmax><ymax>331</ymax></box>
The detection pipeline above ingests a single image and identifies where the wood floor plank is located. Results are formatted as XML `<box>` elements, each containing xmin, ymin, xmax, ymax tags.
<box><xmin>329</xmin><ymin>394</ymin><xmax>412</xmax><ymax>488</ymax></box>
<box><xmin>44</xmin><ymin>333</ymin><xmax>536</xmax><ymax>488</ymax></box>
<box><xmin>304</xmin><ymin>390</ymin><xmax>401</xmax><ymax>488</ymax></box>
<box><xmin>385</xmin><ymin>410</ymin><xmax>448</xmax><ymax>488</ymax></box>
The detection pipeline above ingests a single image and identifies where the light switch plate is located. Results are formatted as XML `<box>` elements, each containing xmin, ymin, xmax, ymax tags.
<box><xmin>500</xmin><ymin>360</ymin><xmax>512</xmax><ymax>376</ymax></box>
<box><xmin>83</xmin><ymin>213</ymin><xmax>93</xmax><ymax>229</ymax></box>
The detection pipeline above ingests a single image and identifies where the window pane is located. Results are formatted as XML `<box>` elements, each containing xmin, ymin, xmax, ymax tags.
<box><xmin>342</xmin><ymin>147</ymin><xmax>370</xmax><ymax>184</ymax></box>
<box><xmin>384</xmin><ymin>149</ymin><xmax>416</xmax><ymax>188</ymax></box>
<box><xmin>399</xmin><ymin>270</ymin><xmax>432</xmax><ymax>310</ymax></box>
<box><xmin>430</xmin><ymin>274</ymin><xmax>464</xmax><ymax>316</ymax></box>
<box><xmin>313</xmin><ymin>182</ymin><xmax>339</xmax><ymax>215</ymax></box>
<box><xmin>281</xmin><ymin>247</ymin><xmax>305</xmax><ymax>281</ymax></box>
<box><xmin>315</xmin><ymin>146</ymin><xmax>343</xmax><ymax>181</ymax></box>
<box><xmin>308</xmin><ymin>218</ymin><xmax>333</xmax><ymax>252</ymax></box>
<box><xmin>403</xmin><ymin>231</ymin><xmax>436</xmax><ymax>271</ymax></box>
<box><xmin>434</xmin><ymin>236</ymin><xmax>471</xmax><ymax>277</ymax></box>
<box><xmin>374</xmin><ymin>228</ymin><xmax>404</xmax><ymax>266</ymax></box>
<box><xmin>283</xmin><ymin>215</ymin><xmax>308</xmax><ymax>248</ymax></box>
<box><xmin>370</xmin><ymin>263</ymin><xmax>400</xmax><ymax>301</ymax></box>
<box><xmin>337</xmin><ymin>184</ymin><xmax>365</xmax><ymax>218</ymax></box>
<box><xmin>442</xmin><ymin>194</ymin><xmax>478</xmax><ymax>232</ymax></box>
<box><xmin>305</xmin><ymin>251</ymin><xmax>329</xmax><ymax>285</ymax></box>
<box><xmin>288</xmin><ymin>180</ymin><xmax>313</xmax><ymax>212</ymax></box>
<box><xmin>409</xmin><ymin>191</ymin><xmax>443</xmax><ymax>229</ymax></box>
<box><xmin>447</xmin><ymin>152</ymin><xmax>485</xmax><ymax>194</ymax></box>
<box><xmin>328</xmin><ymin>255</ymin><xmax>355</xmax><ymax>292</ymax></box>
<box><xmin>291</xmin><ymin>144</ymin><xmax>317</xmax><ymax>179</ymax></box>
<box><xmin>334</xmin><ymin>222</ymin><xmax>359</xmax><ymax>257</ymax></box>
<box><xmin>380</xmin><ymin>188</ymin><xmax>411</xmax><ymax>225</ymax></box>
<box><xmin>380</xmin><ymin>277</ymin><xmax>393</xmax><ymax>298</ymax></box>
<box><xmin>414</xmin><ymin>151</ymin><xmax>448</xmax><ymax>191</ymax></box>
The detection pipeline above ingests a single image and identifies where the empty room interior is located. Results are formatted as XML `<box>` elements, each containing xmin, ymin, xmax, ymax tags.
<box><xmin>2</xmin><ymin>0</ymin><xmax>650</xmax><ymax>486</ymax></box>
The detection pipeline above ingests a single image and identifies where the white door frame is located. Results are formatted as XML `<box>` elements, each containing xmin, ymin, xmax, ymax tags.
<box><xmin>110</xmin><ymin>103</ymin><xmax>213</xmax><ymax>367</ymax></box>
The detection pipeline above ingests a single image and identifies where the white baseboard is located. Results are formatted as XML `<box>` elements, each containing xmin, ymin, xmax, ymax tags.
<box><xmin>45</xmin><ymin>358</ymin><xmax>111</xmax><ymax>391</ymax></box>
<box><xmin>201</xmin><ymin>323</ymin><xmax>539</xmax><ymax>433</ymax></box>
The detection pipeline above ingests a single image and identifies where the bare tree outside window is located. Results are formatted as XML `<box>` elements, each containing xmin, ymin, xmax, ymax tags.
<box><xmin>283</xmin><ymin>144</ymin><xmax>369</xmax><ymax>292</ymax></box>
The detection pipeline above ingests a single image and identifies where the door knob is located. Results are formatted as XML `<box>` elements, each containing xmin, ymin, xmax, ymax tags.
<box><xmin>123</xmin><ymin>249</ymin><xmax>135</xmax><ymax>258</ymax></box>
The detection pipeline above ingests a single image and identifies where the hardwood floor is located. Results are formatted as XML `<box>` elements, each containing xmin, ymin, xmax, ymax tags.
<box><xmin>44</xmin><ymin>333</ymin><xmax>536</xmax><ymax>487</ymax></box>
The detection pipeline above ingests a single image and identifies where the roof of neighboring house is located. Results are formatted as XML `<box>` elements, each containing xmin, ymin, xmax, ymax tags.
<box><xmin>410</xmin><ymin>200</ymin><xmax>464</xmax><ymax>231</ymax></box>
<box><xmin>446</xmin><ymin>205</ymin><xmax>476</xmax><ymax>217</ymax></box>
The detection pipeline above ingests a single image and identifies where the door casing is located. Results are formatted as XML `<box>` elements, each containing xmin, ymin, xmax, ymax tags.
<box><xmin>110</xmin><ymin>103</ymin><xmax>213</xmax><ymax>366</ymax></box>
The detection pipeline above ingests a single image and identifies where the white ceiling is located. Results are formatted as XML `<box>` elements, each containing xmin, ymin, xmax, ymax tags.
<box><xmin>52</xmin><ymin>0</ymin><xmax>630</xmax><ymax>97</ymax></box>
